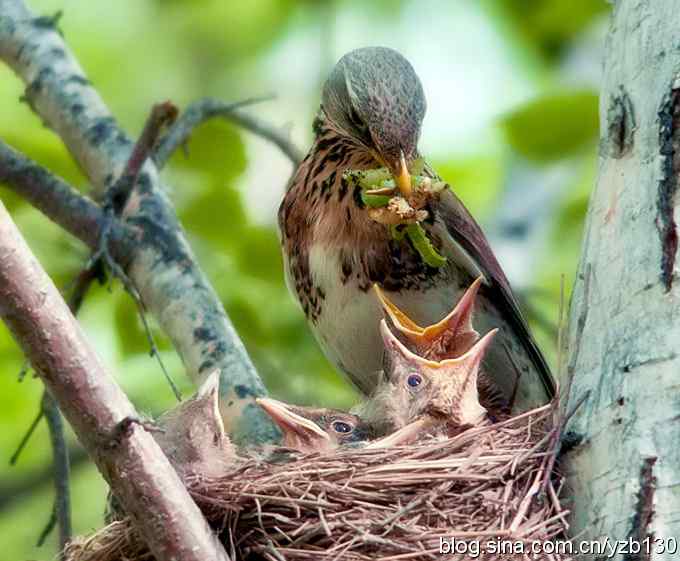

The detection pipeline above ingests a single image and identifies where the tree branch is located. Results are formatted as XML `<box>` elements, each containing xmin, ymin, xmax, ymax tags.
<box><xmin>107</xmin><ymin>101</ymin><xmax>177</xmax><ymax>212</ymax></box>
<box><xmin>40</xmin><ymin>389</ymin><xmax>72</xmax><ymax>557</ymax></box>
<box><xmin>0</xmin><ymin>0</ymin><xmax>278</xmax><ymax>445</ymax></box>
<box><xmin>0</xmin><ymin>200</ymin><xmax>230</xmax><ymax>561</ymax></box>
<box><xmin>89</xmin><ymin>100</ymin><xmax>182</xmax><ymax>402</ymax></box>
<box><xmin>154</xmin><ymin>97</ymin><xmax>303</xmax><ymax>168</ymax></box>
<box><xmin>0</xmin><ymin>140</ymin><xmax>129</xmax><ymax>256</ymax></box>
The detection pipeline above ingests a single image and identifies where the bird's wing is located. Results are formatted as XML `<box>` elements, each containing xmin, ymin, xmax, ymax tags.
<box><xmin>435</xmin><ymin>187</ymin><xmax>556</xmax><ymax>400</ymax></box>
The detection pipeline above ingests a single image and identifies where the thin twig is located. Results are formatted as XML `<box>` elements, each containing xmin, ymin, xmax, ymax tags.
<box><xmin>36</xmin><ymin>503</ymin><xmax>57</xmax><ymax>547</ymax></box>
<box><xmin>9</xmin><ymin>406</ymin><xmax>44</xmax><ymax>465</ymax></box>
<box><xmin>154</xmin><ymin>96</ymin><xmax>303</xmax><ymax>168</ymax></box>
<box><xmin>6</xmin><ymin>99</ymin><xmax>180</xmax><ymax>548</ymax></box>
<box><xmin>0</xmin><ymin>140</ymin><xmax>127</xmax><ymax>254</ymax></box>
<box><xmin>107</xmin><ymin>101</ymin><xmax>178</xmax><ymax>213</ymax></box>
<box><xmin>10</xmin><ymin>267</ymin><xmax>99</xmax><ymax>469</ymax></box>
<box><xmin>541</xmin><ymin>391</ymin><xmax>590</xmax><ymax>490</ymax></box>
<box><xmin>41</xmin><ymin>389</ymin><xmax>72</xmax><ymax>556</ymax></box>
<box><xmin>87</xmin><ymin>101</ymin><xmax>182</xmax><ymax>401</ymax></box>
<box><xmin>17</xmin><ymin>359</ymin><xmax>31</xmax><ymax>381</ymax></box>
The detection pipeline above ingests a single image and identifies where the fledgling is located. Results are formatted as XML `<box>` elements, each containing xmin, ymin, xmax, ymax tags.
<box><xmin>155</xmin><ymin>370</ymin><xmax>235</xmax><ymax>479</ymax></box>
<box><xmin>279</xmin><ymin>46</ymin><xmax>555</xmax><ymax>412</ymax></box>
<box><xmin>356</xmin><ymin>320</ymin><xmax>497</xmax><ymax>437</ymax></box>
<box><xmin>107</xmin><ymin>371</ymin><xmax>234</xmax><ymax>521</ymax></box>
<box><xmin>256</xmin><ymin>397</ymin><xmax>373</xmax><ymax>454</ymax></box>
<box><xmin>374</xmin><ymin>277</ymin><xmax>510</xmax><ymax>414</ymax></box>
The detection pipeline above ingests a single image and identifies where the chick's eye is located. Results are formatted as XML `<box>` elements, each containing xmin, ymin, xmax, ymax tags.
<box><xmin>332</xmin><ymin>421</ymin><xmax>353</xmax><ymax>434</ymax></box>
<box><xmin>406</xmin><ymin>374</ymin><xmax>423</xmax><ymax>388</ymax></box>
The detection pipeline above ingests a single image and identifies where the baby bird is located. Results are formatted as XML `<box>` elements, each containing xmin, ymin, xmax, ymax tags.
<box><xmin>154</xmin><ymin>370</ymin><xmax>235</xmax><ymax>479</ymax></box>
<box><xmin>107</xmin><ymin>371</ymin><xmax>234</xmax><ymax>521</ymax></box>
<box><xmin>356</xmin><ymin>320</ymin><xmax>497</xmax><ymax>437</ymax></box>
<box><xmin>256</xmin><ymin>398</ymin><xmax>373</xmax><ymax>454</ymax></box>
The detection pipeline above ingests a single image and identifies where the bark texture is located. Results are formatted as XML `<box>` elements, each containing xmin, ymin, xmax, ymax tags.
<box><xmin>0</xmin><ymin>200</ymin><xmax>230</xmax><ymax>561</ymax></box>
<box><xmin>564</xmin><ymin>1</ymin><xmax>680</xmax><ymax>557</ymax></box>
<box><xmin>0</xmin><ymin>0</ymin><xmax>277</xmax><ymax>445</ymax></box>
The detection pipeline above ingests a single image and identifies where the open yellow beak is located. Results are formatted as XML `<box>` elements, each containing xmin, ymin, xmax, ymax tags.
<box><xmin>393</xmin><ymin>151</ymin><xmax>412</xmax><ymax>198</ymax></box>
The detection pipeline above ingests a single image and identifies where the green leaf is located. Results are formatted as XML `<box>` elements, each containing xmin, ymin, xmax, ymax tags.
<box><xmin>168</xmin><ymin>120</ymin><xmax>246</xmax><ymax>180</ymax></box>
<box><xmin>501</xmin><ymin>90</ymin><xmax>599</xmax><ymax>162</ymax></box>
<box><xmin>361</xmin><ymin>192</ymin><xmax>392</xmax><ymax>207</ymax></box>
<box><xmin>164</xmin><ymin>0</ymin><xmax>295</xmax><ymax>61</ymax></box>
<box><xmin>429</xmin><ymin>157</ymin><xmax>502</xmax><ymax>219</ymax></box>
<box><xmin>179</xmin><ymin>178</ymin><xmax>247</xmax><ymax>247</ymax></box>
<box><xmin>490</xmin><ymin>0</ymin><xmax>610</xmax><ymax>59</ymax></box>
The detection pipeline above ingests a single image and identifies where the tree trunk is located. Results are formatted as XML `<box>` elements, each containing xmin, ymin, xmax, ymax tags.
<box><xmin>564</xmin><ymin>1</ymin><xmax>680</xmax><ymax>557</ymax></box>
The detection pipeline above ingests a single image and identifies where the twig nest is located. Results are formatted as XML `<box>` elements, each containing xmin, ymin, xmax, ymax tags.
<box><xmin>64</xmin><ymin>402</ymin><xmax>571</xmax><ymax>561</ymax></box>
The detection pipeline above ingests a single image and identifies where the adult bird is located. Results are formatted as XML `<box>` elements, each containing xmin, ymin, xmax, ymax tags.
<box><xmin>279</xmin><ymin>46</ymin><xmax>555</xmax><ymax>412</ymax></box>
<box><xmin>256</xmin><ymin>398</ymin><xmax>373</xmax><ymax>453</ymax></box>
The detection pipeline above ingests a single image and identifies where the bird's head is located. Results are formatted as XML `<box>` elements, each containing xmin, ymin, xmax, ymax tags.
<box><xmin>256</xmin><ymin>398</ymin><xmax>372</xmax><ymax>454</ymax></box>
<box><xmin>378</xmin><ymin>320</ymin><xmax>497</xmax><ymax>428</ymax></box>
<box><xmin>155</xmin><ymin>370</ymin><xmax>234</xmax><ymax>477</ymax></box>
<box><xmin>321</xmin><ymin>46</ymin><xmax>426</xmax><ymax>195</ymax></box>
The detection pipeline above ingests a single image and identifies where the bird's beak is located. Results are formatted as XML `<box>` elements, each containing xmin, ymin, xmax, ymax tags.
<box><xmin>437</xmin><ymin>328</ymin><xmax>498</xmax><ymax>373</ymax></box>
<box><xmin>422</xmin><ymin>276</ymin><xmax>482</xmax><ymax>341</ymax></box>
<box><xmin>374</xmin><ymin>277</ymin><xmax>483</xmax><ymax>356</ymax></box>
<box><xmin>393</xmin><ymin>151</ymin><xmax>412</xmax><ymax>198</ymax></box>
<box><xmin>379</xmin><ymin>319</ymin><xmax>441</xmax><ymax>369</ymax></box>
<box><xmin>195</xmin><ymin>369</ymin><xmax>226</xmax><ymax>441</ymax></box>
<box><xmin>256</xmin><ymin>398</ymin><xmax>330</xmax><ymax>449</ymax></box>
<box><xmin>373</xmin><ymin>284</ymin><xmax>422</xmax><ymax>333</ymax></box>
<box><xmin>429</xmin><ymin>328</ymin><xmax>498</xmax><ymax>425</ymax></box>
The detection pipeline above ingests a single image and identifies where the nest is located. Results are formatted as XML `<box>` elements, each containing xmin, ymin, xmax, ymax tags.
<box><xmin>64</xmin><ymin>403</ymin><xmax>571</xmax><ymax>561</ymax></box>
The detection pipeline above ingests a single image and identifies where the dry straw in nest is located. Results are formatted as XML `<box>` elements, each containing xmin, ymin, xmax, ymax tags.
<box><xmin>65</xmin><ymin>403</ymin><xmax>572</xmax><ymax>561</ymax></box>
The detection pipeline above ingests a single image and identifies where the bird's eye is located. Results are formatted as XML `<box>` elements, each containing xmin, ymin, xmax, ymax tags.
<box><xmin>332</xmin><ymin>421</ymin><xmax>353</xmax><ymax>434</ymax></box>
<box><xmin>406</xmin><ymin>374</ymin><xmax>423</xmax><ymax>389</ymax></box>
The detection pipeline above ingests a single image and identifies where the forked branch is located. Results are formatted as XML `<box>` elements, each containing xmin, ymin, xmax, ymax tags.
<box><xmin>0</xmin><ymin>201</ymin><xmax>230</xmax><ymax>561</ymax></box>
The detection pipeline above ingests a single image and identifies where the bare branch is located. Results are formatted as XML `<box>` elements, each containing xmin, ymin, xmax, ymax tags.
<box><xmin>9</xmin><ymin>405</ymin><xmax>43</xmax><ymax>465</ymax></box>
<box><xmin>41</xmin><ymin>389</ymin><xmax>72</xmax><ymax>557</ymax></box>
<box><xmin>0</xmin><ymin>140</ymin><xmax>128</xmax><ymax>256</ymax></box>
<box><xmin>155</xmin><ymin>97</ymin><xmax>303</xmax><ymax>168</ymax></box>
<box><xmin>90</xmin><ymin>101</ymin><xmax>182</xmax><ymax>401</ymax></box>
<box><xmin>0</xmin><ymin>0</ymin><xmax>278</xmax><ymax>445</ymax></box>
<box><xmin>0</xmin><ymin>200</ymin><xmax>230</xmax><ymax>561</ymax></box>
<box><xmin>107</xmin><ymin>100</ymin><xmax>177</xmax><ymax>212</ymax></box>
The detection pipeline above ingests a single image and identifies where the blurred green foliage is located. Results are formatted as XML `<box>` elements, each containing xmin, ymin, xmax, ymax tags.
<box><xmin>501</xmin><ymin>90</ymin><xmax>599</xmax><ymax>161</ymax></box>
<box><xmin>490</xmin><ymin>0</ymin><xmax>609</xmax><ymax>58</ymax></box>
<box><xmin>0</xmin><ymin>0</ymin><xmax>606</xmax><ymax>559</ymax></box>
